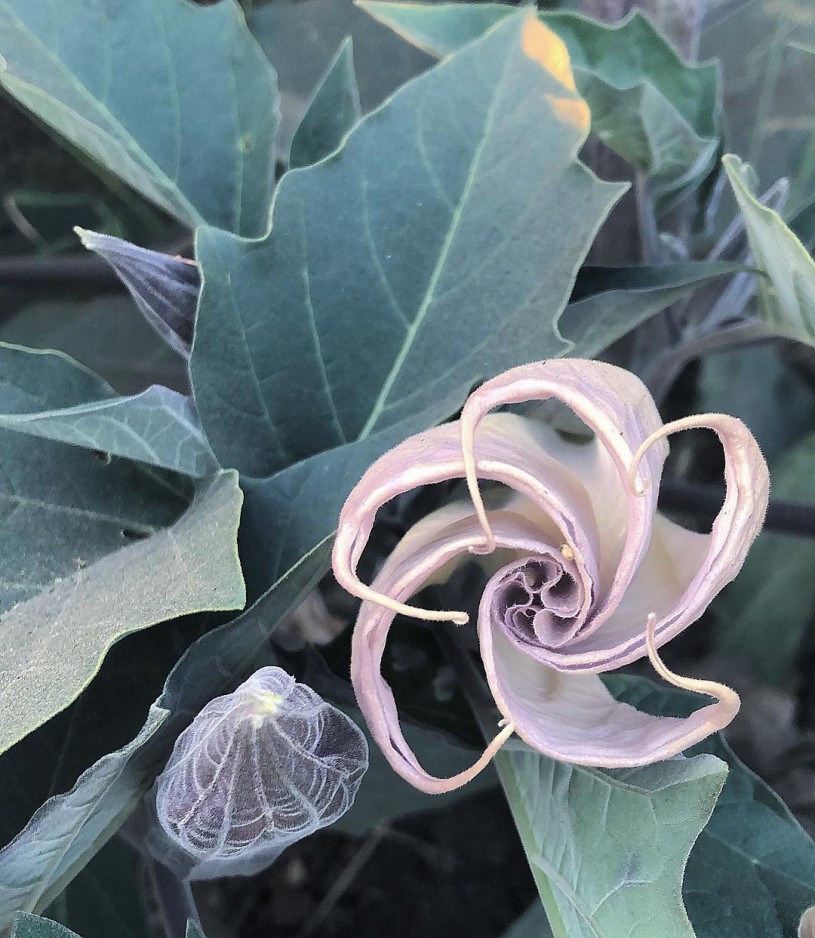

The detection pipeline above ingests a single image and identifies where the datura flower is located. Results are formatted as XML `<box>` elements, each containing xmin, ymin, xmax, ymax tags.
<box><xmin>332</xmin><ymin>360</ymin><xmax>769</xmax><ymax>794</ymax></box>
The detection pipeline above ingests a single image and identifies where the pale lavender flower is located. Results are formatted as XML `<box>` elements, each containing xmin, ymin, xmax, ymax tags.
<box><xmin>332</xmin><ymin>360</ymin><xmax>769</xmax><ymax>794</ymax></box>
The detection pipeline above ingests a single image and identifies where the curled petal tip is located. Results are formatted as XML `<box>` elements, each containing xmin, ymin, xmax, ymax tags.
<box><xmin>645</xmin><ymin>613</ymin><xmax>741</xmax><ymax>723</ymax></box>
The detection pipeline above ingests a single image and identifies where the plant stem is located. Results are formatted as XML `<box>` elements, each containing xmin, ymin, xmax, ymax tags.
<box><xmin>149</xmin><ymin>857</ymin><xmax>201</xmax><ymax>938</ymax></box>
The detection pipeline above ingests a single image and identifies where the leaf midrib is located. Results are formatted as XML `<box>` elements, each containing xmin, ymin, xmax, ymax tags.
<box><xmin>356</xmin><ymin>42</ymin><xmax>514</xmax><ymax>440</ymax></box>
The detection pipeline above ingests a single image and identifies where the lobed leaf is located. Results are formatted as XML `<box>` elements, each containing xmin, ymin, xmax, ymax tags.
<box><xmin>12</xmin><ymin>914</ymin><xmax>80</xmax><ymax>938</ymax></box>
<box><xmin>0</xmin><ymin>470</ymin><xmax>245</xmax><ymax>755</ymax></box>
<box><xmin>495</xmin><ymin>738</ymin><xmax>725</xmax><ymax>938</ymax></box>
<box><xmin>290</xmin><ymin>38</ymin><xmax>362</xmax><ymax>169</ymax></box>
<box><xmin>191</xmin><ymin>12</ymin><xmax>622</xmax><ymax>477</ymax></box>
<box><xmin>608</xmin><ymin>675</ymin><xmax>815</xmax><ymax>937</ymax></box>
<box><xmin>0</xmin><ymin>0</ymin><xmax>278</xmax><ymax>235</ymax></box>
<box><xmin>0</xmin><ymin>343</ymin><xmax>213</xmax><ymax>476</ymax></box>
<box><xmin>359</xmin><ymin>2</ymin><xmax>722</xmax><ymax>209</ymax></box>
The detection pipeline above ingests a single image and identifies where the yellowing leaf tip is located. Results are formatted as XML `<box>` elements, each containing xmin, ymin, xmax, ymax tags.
<box><xmin>521</xmin><ymin>17</ymin><xmax>576</xmax><ymax>92</ymax></box>
<box><xmin>546</xmin><ymin>95</ymin><xmax>591</xmax><ymax>134</ymax></box>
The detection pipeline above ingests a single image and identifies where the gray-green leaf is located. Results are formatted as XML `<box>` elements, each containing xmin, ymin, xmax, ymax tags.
<box><xmin>0</xmin><ymin>0</ymin><xmax>278</xmax><ymax>235</ymax></box>
<box><xmin>0</xmin><ymin>343</ymin><xmax>213</xmax><ymax>476</ymax></box>
<box><xmin>495</xmin><ymin>743</ymin><xmax>726</xmax><ymax>937</ymax></box>
<box><xmin>191</xmin><ymin>11</ymin><xmax>622</xmax><ymax>476</ymax></box>
<box><xmin>724</xmin><ymin>154</ymin><xmax>815</xmax><ymax>347</ymax></box>
<box><xmin>290</xmin><ymin>38</ymin><xmax>361</xmax><ymax>169</ymax></box>
<box><xmin>0</xmin><ymin>469</ymin><xmax>245</xmax><ymax>755</ymax></box>
<box><xmin>608</xmin><ymin>675</ymin><xmax>815</xmax><ymax>938</ymax></box>
<box><xmin>12</xmin><ymin>914</ymin><xmax>80</xmax><ymax>938</ymax></box>
<box><xmin>360</xmin><ymin>3</ymin><xmax>721</xmax><ymax>210</ymax></box>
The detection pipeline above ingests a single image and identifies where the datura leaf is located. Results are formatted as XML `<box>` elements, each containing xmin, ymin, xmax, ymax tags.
<box><xmin>191</xmin><ymin>11</ymin><xmax>623</xmax><ymax>477</ymax></box>
<box><xmin>11</xmin><ymin>914</ymin><xmax>80</xmax><ymax>938</ymax></box>
<box><xmin>496</xmin><ymin>678</ymin><xmax>815</xmax><ymax>938</ymax></box>
<box><xmin>359</xmin><ymin>2</ymin><xmax>721</xmax><ymax>209</ymax></box>
<box><xmin>0</xmin><ymin>470</ymin><xmax>245</xmax><ymax>755</ymax></box>
<box><xmin>611</xmin><ymin>675</ymin><xmax>815</xmax><ymax>938</ymax></box>
<box><xmin>0</xmin><ymin>343</ymin><xmax>213</xmax><ymax>477</ymax></box>
<box><xmin>0</xmin><ymin>0</ymin><xmax>278</xmax><ymax>235</ymax></box>
<box><xmin>495</xmin><ymin>740</ymin><xmax>726</xmax><ymax>938</ymax></box>
<box><xmin>724</xmin><ymin>154</ymin><xmax>815</xmax><ymax>348</ymax></box>
<box><xmin>290</xmin><ymin>37</ymin><xmax>362</xmax><ymax>169</ymax></box>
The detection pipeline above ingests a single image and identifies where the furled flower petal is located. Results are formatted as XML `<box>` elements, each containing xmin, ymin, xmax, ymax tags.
<box><xmin>333</xmin><ymin>359</ymin><xmax>769</xmax><ymax>793</ymax></box>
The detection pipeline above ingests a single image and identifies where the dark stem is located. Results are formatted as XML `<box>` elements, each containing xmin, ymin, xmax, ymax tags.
<box><xmin>148</xmin><ymin>857</ymin><xmax>201</xmax><ymax>938</ymax></box>
<box><xmin>659</xmin><ymin>480</ymin><xmax>815</xmax><ymax>538</ymax></box>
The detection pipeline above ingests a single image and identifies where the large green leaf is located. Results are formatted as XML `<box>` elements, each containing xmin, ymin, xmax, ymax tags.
<box><xmin>715</xmin><ymin>429</ymin><xmax>815</xmax><ymax>686</ymax></box>
<box><xmin>0</xmin><ymin>344</ymin><xmax>213</xmax><ymax>476</ymax></box>
<box><xmin>0</xmin><ymin>434</ymin><xmax>189</xmax><ymax>617</ymax></box>
<box><xmin>359</xmin><ymin>2</ymin><xmax>721</xmax><ymax>209</ymax></box>
<box><xmin>12</xmin><ymin>914</ymin><xmax>80</xmax><ymax>938</ymax></box>
<box><xmin>495</xmin><ymin>737</ymin><xmax>726</xmax><ymax>937</ymax></box>
<box><xmin>289</xmin><ymin>38</ymin><xmax>361</xmax><ymax>169</ymax></box>
<box><xmin>609</xmin><ymin>676</ymin><xmax>815</xmax><ymax>938</ymax></box>
<box><xmin>0</xmin><ymin>469</ymin><xmax>245</xmax><ymax>754</ymax></box>
<box><xmin>191</xmin><ymin>11</ymin><xmax>622</xmax><ymax>477</ymax></box>
<box><xmin>0</xmin><ymin>0</ymin><xmax>278</xmax><ymax>235</ymax></box>
<box><xmin>724</xmin><ymin>154</ymin><xmax>815</xmax><ymax>346</ymax></box>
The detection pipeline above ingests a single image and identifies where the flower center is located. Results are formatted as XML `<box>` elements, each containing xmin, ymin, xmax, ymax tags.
<box><xmin>490</xmin><ymin>553</ymin><xmax>584</xmax><ymax>650</ymax></box>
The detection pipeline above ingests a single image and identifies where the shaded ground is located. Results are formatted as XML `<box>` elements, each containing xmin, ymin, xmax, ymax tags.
<box><xmin>199</xmin><ymin>789</ymin><xmax>536</xmax><ymax>938</ymax></box>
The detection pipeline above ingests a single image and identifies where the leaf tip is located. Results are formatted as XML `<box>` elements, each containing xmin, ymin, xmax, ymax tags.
<box><xmin>545</xmin><ymin>94</ymin><xmax>591</xmax><ymax>134</ymax></box>
<box><xmin>520</xmin><ymin>16</ymin><xmax>576</xmax><ymax>92</ymax></box>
